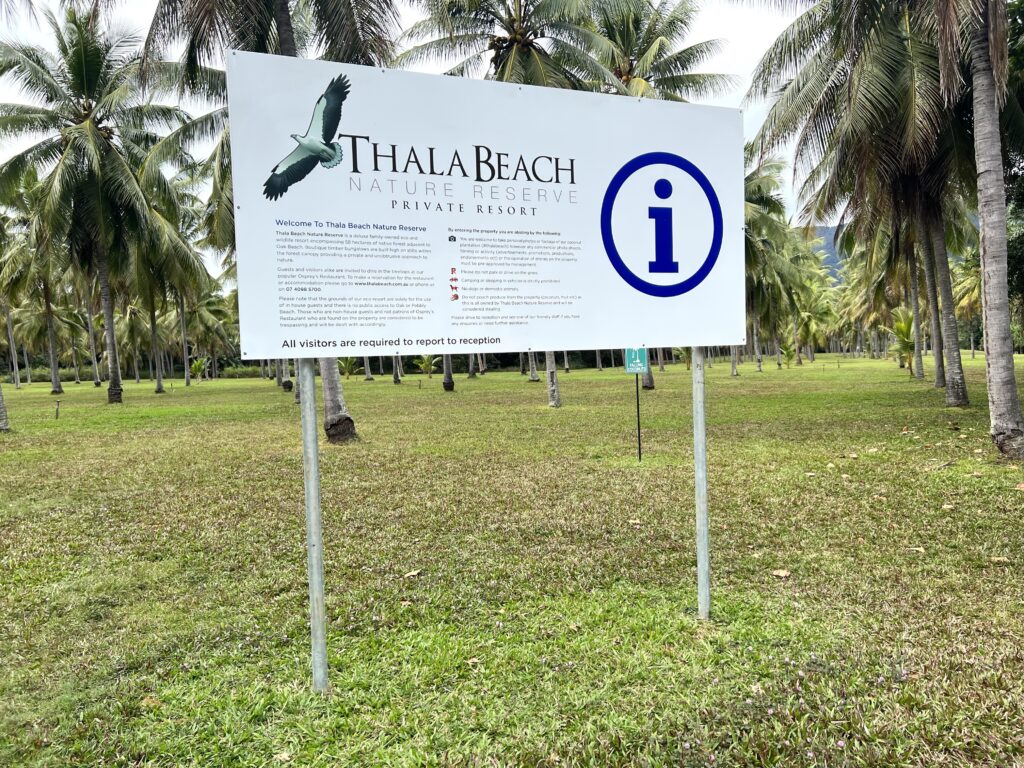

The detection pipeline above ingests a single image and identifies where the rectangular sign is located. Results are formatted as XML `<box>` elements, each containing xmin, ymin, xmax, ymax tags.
<box><xmin>226</xmin><ymin>51</ymin><xmax>744</xmax><ymax>359</ymax></box>
<box><xmin>624</xmin><ymin>348</ymin><xmax>649</xmax><ymax>374</ymax></box>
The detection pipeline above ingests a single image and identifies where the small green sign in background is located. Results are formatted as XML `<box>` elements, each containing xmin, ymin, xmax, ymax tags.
<box><xmin>624</xmin><ymin>348</ymin><xmax>648</xmax><ymax>374</ymax></box>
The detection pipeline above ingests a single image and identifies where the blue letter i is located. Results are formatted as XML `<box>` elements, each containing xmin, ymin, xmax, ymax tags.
<box><xmin>648</xmin><ymin>179</ymin><xmax>678</xmax><ymax>273</ymax></box>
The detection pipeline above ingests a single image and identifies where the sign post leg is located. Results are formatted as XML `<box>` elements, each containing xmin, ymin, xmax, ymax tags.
<box><xmin>298</xmin><ymin>358</ymin><xmax>329</xmax><ymax>691</ymax></box>
<box><xmin>635</xmin><ymin>373</ymin><xmax>642</xmax><ymax>462</ymax></box>
<box><xmin>691</xmin><ymin>346</ymin><xmax>710</xmax><ymax>620</ymax></box>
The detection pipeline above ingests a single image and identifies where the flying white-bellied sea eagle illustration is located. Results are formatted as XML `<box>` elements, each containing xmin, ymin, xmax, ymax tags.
<box><xmin>263</xmin><ymin>75</ymin><xmax>350</xmax><ymax>200</ymax></box>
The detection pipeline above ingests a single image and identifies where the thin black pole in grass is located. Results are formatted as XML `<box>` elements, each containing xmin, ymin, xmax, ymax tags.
<box><xmin>297</xmin><ymin>358</ymin><xmax>329</xmax><ymax>692</ymax></box>
<box><xmin>635</xmin><ymin>373</ymin><xmax>642</xmax><ymax>462</ymax></box>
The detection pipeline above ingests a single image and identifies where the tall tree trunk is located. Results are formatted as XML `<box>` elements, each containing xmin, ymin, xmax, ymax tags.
<box><xmin>96</xmin><ymin>252</ymin><xmax>122</xmax><ymax>403</ymax></box>
<box><xmin>3</xmin><ymin>301</ymin><xmax>20</xmax><ymax>389</ymax></box>
<box><xmin>793</xmin><ymin>317</ymin><xmax>803</xmax><ymax>366</ymax></box>
<box><xmin>545</xmin><ymin>351</ymin><xmax>561</xmax><ymax>407</ymax></box>
<box><xmin>919</xmin><ymin>221</ymin><xmax>946</xmax><ymax>387</ymax></box>
<box><xmin>610</xmin><ymin>349</ymin><xmax>616</xmax><ymax>367</ymax></box>
<box><xmin>595</xmin><ymin>350</ymin><xmax>603</xmax><ymax>370</ymax></box>
<box><xmin>657</xmin><ymin>347</ymin><xmax>665</xmax><ymax>372</ymax></box>
<box><xmin>363</xmin><ymin>355</ymin><xmax>374</xmax><ymax>381</ymax></box>
<box><xmin>0</xmin><ymin>380</ymin><xmax>8</xmax><ymax>431</ymax></box>
<box><xmin>23</xmin><ymin>347</ymin><xmax>31</xmax><ymax>384</ymax></box>
<box><xmin>71</xmin><ymin>342</ymin><xmax>81</xmax><ymax>384</ymax></box>
<box><xmin>477</xmin><ymin>353</ymin><xmax>486</xmax><ymax>374</ymax></box>
<box><xmin>929</xmin><ymin>213</ymin><xmax>969</xmax><ymax>405</ymax></box>
<box><xmin>730</xmin><ymin>346</ymin><xmax>739</xmax><ymax>377</ymax></box>
<box><xmin>527</xmin><ymin>351</ymin><xmax>540</xmax><ymax>382</ymax></box>
<box><xmin>641</xmin><ymin>356</ymin><xmax>655</xmax><ymax>389</ymax></box>
<box><xmin>908</xmin><ymin>251</ymin><xmax>924</xmax><ymax>379</ymax></box>
<box><xmin>149</xmin><ymin>301</ymin><xmax>164</xmax><ymax>394</ymax></box>
<box><xmin>563</xmin><ymin>350</ymin><xmax>570</xmax><ymax>372</ymax></box>
<box><xmin>971</xmin><ymin>16</ymin><xmax>1024</xmax><ymax>454</ymax></box>
<box><xmin>43</xmin><ymin>284</ymin><xmax>63</xmax><ymax>395</ymax></box>
<box><xmin>282</xmin><ymin>358</ymin><xmax>292</xmax><ymax>388</ymax></box>
<box><xmin>321</xmin><ymin>357</ymin><xmax>356</xmax><ymax>442</ymax></box>
<box><xmin>272</xmin><ymin>0</ymin><xmax>299</xmax><ymax>57</ymax></box>
<box><xmin>392</xmin><ymin>354</ymin><xmax>401</xmax><ymax>384</ymax></box>
<box><xmin>83</xmin><ymin>296</ymin><xmax>101</xmax><ymax>384</ymax></box>
<box><xmin>133</xmin><ymin>346</ymin><xmax>141</xmax><ymax>384</ymax></box>
<box><xmin>442</xmin><ymin>354</ymin><xmax>454</xmax><ymax>391</ymax></box>
<box><xmin>275</xmin><ymin>359</ymin><xmax>284</xmax><ymax>386</ymax></box>
<box><xmin>774</xmin><ymin>334</ymin><xmax>782</xmax><ymax>369</ymax></box>
<box><xmin>971</xmin><ymin>332</ymin><xmax>976</xmax><ymax>358</ymax></box>
<box><xmin>519</xmin><ymin>352</ymin><xmax>526</xmax><ymax>375</ymax></box>
<box><xmin>467</xmin><ymin>353</ymin><xmax>476</xmax><ymax>378</ymax></box>
<box><xmin>177</xmin><ymin>292</ymin><xmax>190</xmax><ymax>387</ymax></box>
<box><xmin>753</xmin><ymin>315</ymin><xmax>763</xmax><ymax>372</ymax></box>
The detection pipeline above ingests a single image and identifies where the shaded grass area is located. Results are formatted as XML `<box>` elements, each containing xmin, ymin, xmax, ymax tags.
<box><xmin>1</xmin><ymin>355</ymin><xmax>1022</xmax><ymax>766</ymax></box>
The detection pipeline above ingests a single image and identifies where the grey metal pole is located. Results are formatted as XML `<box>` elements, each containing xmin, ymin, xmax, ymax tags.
<box><xmin>691</xmin><ymin>346</ymin><xmax>710</xmax><ymax>620</ymax></box>
<box><xmin>298</xmin><ymin>358</ymin><xmax>329</xmax><ymax>691</ymax></box>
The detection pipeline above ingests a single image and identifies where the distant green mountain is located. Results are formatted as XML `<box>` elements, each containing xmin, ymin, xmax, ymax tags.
<box><xmin>811</xmin><ymin>225</ymin><xmax>842</xmax><ymax>279</ymax></box>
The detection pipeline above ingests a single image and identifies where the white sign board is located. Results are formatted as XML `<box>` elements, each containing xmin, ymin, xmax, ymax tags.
<box><xmin>226</xmin><ymin>51</ymin><xmax>744</xmax><ymax>359</ymax></box>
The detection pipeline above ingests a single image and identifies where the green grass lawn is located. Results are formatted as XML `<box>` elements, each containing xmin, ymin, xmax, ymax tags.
<box><xmin>1</xmin><ymin>355</ymin><xmax>1022</xmax><ymax>766</ymax></box>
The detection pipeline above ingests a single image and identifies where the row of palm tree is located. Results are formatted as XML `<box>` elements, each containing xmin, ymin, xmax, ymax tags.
<box><xmin>0</xmin><ymin>0</ymin><xmax>1022</xmax><ymax>458</ymax></box>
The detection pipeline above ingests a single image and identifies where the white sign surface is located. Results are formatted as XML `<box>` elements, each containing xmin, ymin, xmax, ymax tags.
<box><xmin>226</xmin><ymin>51</ymin><xmax>745</xmax><ymax>359</ymax></box>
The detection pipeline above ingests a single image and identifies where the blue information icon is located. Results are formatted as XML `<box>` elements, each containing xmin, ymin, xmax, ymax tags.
<box><xmin>600</xmin><ymin>152</ymin><xmax>724</xmax><ymax>298</ymax></box>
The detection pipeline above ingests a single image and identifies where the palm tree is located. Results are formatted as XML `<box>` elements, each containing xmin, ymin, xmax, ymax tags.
<box><xmin>441</xmin><ymin>353</ymin><xmax>454</xmax><ymax>391</ymax></box>
<box><xmin>338</xmin><ymin>357</ymin><xmax>363</xmax><ymax>379</ymax></box>
<box><xmin>321</xmin><ymin>358</ymin><xmax>356</xmax><ymax>442</ymax></box>
<box><xmin>888</xmin><ymin>307</ymin><xmax>917</xmax><ymax>375</ymax></box>
<box><xmin>962</xmin><ymin>0</ymin><xmax>1024</xmax><ymax>453</ymax></box>
<box><xmin>0</xmin><ymin>378</ymin><xmax>7</xmax><ymax>431</ymax></box>
<box><xmin>748</xmin><ymin>0</ymin><xmax>973</xmax><ymax>403</ymax></box>
<box><xmin>413</xmin><ymin>354</ymin><xmax>441</xmax><ymax>377</ymax></box>
<box><xmin>544</xmin><ymin>350</ymin><xmax>561</xmax><ymax>406</ymax></box>
<box><xmin>590</xmin><ymin>0</ymin><xmax>733</xmax><ymax>99</ymax></box>
<box><xmin>399</xmin><ymin>0</ymin><xmax>611</xmax><ymax>86</ymax></box>
<box><xmin>0</xmin><ymin>9</ymin><xmax>193</xmax><ymax>404</ymax></box>
<box><xmin>1</xmin><ymin>171</ymin><xmax>73</xmax><ymax>395</ymax></box>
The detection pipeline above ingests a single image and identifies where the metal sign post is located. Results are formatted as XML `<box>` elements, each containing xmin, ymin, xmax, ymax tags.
<box><xmin>297</xmin><ymin>358</ymin><xmax>329</xmax><ymax>691</ymax></box>
<box><xmin>624</xmin><ymin>348</ymin><xmax>648</xmax><ymax>463</ymax></box>
<box><xmin>691</xmin><ymin>347</ymin><xmax>710</xmax><ymax>620</ymax></box>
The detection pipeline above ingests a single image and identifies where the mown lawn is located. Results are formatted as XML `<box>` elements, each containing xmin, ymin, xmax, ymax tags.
<box><xmin>1</xmin><ymin>355</ymin><xmax>1022</xmax><ymax>767</ymax></box>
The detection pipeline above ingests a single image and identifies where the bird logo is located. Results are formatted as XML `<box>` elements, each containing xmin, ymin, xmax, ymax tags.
<box><xmin>263</xmin><ymin>74</ymin><xmax>350</xmax><ymax>200</ymax></box>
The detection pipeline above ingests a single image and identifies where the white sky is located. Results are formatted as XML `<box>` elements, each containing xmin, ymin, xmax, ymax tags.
<box><xmin>0</xmin><ymin>0</ymin><xmax>799</xmax><ymax>200</ymax></box>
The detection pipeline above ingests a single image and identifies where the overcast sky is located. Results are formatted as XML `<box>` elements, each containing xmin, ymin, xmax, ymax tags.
<box><xmin>0</xmin><ymin>0</ymin><xmax>799</xmax><ymax>199</ymax></box>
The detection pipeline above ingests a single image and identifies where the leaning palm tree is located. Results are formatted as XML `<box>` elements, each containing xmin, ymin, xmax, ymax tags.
<box><xmin>0</xmin><ymin>9</ymin><xmax>193</xmax><ymax>403</ymax></box>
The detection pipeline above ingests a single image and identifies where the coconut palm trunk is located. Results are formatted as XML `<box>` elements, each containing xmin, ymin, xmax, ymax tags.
<box><xmin>519</xmin><ymin>352</ymin><xmax>526</xmax><ymax>375</ymax></box>
<box><xmin>275</xmin><ymin>359</ymin><xmax>283</xmax><ymax>386</ymax></box>
<box><xmin>467</xmin><ymin>353</ymin><xmax>476</xmax><ymax>378</ymax></box>
<box><xmin>442</xmin><ymin>354</ymin><xmax>454</xmax><ymax>391</ymax></box>
<box><xmin>321</xmin><ymin>358</ymin><xmax>356</xmax><ymax>442</ymax></box>
<box><xmin>3</xmin><ymin>302</ymin><xmax>19</xmax><ymax>389</ymax></box>
<box><xmin>908</xmin><ymin>251</ymin><xmax>924</xmax><ymax>380</ymax></box>
<box><xmin>919</xmin><ymin>226</ymin><xmax>946</xmax><ymax>387</ymax></box>
<box><xmin>43</xmin><ymin>286</ymin><xmax>63</xmax><ymax>395</ymax></box>
<box><xmin>0</xmin><ymin>380</ymin><xmax>8</xmax><ymax>431</ymax></box>
<box><xmin>595</xmin><ymin>350</ymin><xmax>603</xmax><ymax>370</ymax></box>
<box><xmin>23</xmin><ymin>347</ymin><xmax>31</xmax><ymax>384</ymax></box>
<box><xmin>149</xmin><ymin>302</ymin><xmax>164</xmax><ymax>394</ymax></box>
<box><xmin>96</xmin><ymin>251</ymin><xmax>122</xmax><ymax>403</ymax></box>
<box><xmin>563</xmin><ymin>351</ymin><xmax>570</xmax><ymax>372</ymax></box>
<box><xmin>392</xmin><ymin>354</ymin><xmax>401</xmax><ymax>384</ymax></box>
<box><xmin>527</xmin><ymin>351</ymin><xmax>540</xmax><ymax>381</ymax></box>
<box><xmin>929</xmin><ymin>215</ymin><xmax>968</xmax><ymax>406</ymax></box>
<box><xmin>545</xmin><ymin>351</ymin><xmax>561</xmax><ymax>407</ymax></box>
<box><xmin>730</xmin><ymin>346</ymin><xmax>739</xmax><ymax>377</ymax></box>
<box><xmin>363</xmin><ymin>355</ymin><xmax>374</xmax><ymax>381</ymax></box>
<box><xmin>793</xmin><ymin>317</ymin><xmax>802</xmax><ymax>365</ymax></box>
<box><xmin>971</xmin><ymin>16</ymin><xmax>1024</xmax><ymax>455</ymax></box>
<box><xmin>753</xmin><ymin>315</ymin><xmax>763</xmax><ymax>372</ymax></box>
<box><xmin>177</xmin><ymin>292</ymin><xmax>190</xmax><ymax>386</ymax></box>
<box><xmin>641</xmin><ymin>357</ymin><xmax>655</xmax><ymax>389</ymax></box>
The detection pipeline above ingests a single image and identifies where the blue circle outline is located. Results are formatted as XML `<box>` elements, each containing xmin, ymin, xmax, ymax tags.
<box><xmin>600</xmin><ymin>152</ymin><xmax>723</xmax><ymax>298</ymax></box>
